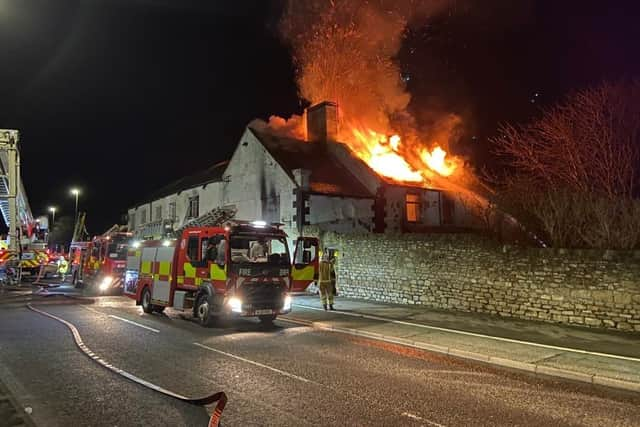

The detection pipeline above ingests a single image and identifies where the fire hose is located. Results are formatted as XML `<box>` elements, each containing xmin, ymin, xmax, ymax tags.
<box><xmin>27</xmin><ymin>303</ymin><xmax>227</xmax><ymax>426</ymax></box>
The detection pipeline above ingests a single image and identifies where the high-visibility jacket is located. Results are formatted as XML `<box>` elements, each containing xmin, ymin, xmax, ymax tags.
<box><xmin>58</xmin><ymin>259</ymin><xmax>69</xmax><ymax>274</ymax></box>
<box><xmin>318</xmin><ymin>260</ymin><xmax>334</xmax><ymax>284</ymax></box>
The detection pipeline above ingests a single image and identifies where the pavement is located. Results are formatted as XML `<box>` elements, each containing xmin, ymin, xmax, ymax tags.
<box><xmin>284</xmin><ymin>295</ymin><xmax>640</xmax><ymax>393</ymax></box>
<box><xmin>0</xmin><ymin>282</ymin><xmax>639</xmax><ymax>426</ymax></box>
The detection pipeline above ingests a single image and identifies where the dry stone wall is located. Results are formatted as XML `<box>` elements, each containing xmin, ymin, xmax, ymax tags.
<box><xmin>321</xmin><ymin>233</ymin><xmax>640</xmax><ymax>332</ymax></box>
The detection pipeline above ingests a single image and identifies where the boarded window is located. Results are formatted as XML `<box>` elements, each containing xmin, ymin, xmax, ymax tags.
<box><xmin>155</xmin><ymin>205</ymin><xmax>162</xmax><ymax>221</ymax></box>
<box><xmin>405</xmin><ymin>194</ymin><xmax>420</xmax><ymax>223</ymax></box>
<box><xmin>187</xmin><ymin>196</ymin><xmax>199</xmax><ymax>219</ymax></box>
<box><xmin>169</xmin><ymin>202</ymin><xmax>177</xmax><ymax>220</ymax></box>
<box><xmin>140</xmin><ymin>209</ymin><xmax>147</xmax><ymax>225</ymax></box>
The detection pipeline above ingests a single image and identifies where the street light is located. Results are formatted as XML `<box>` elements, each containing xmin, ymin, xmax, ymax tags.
<box><xmin>49</xmin><ymin>206</ymin><xmax>56</xmax><ymax>225</ymax></box>
<box><xmin>70</xmin><ymin>188</ymin><xmax>80</xmax><ymax>221</ymax></box>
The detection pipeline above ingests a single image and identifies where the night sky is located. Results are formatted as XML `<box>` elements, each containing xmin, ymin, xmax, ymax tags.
<box><xmin>0</xmin><ymin>0</ymin><xmax>638</xmax><ymax>234</ymax></box>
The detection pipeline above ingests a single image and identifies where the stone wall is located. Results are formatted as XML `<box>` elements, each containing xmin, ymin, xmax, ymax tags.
<box><xmin>322</xmin><ymin>233</ymin><xmax>640</xmax><ymax>332</ymax></box>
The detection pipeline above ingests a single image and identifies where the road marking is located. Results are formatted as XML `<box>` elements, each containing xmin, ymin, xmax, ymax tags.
<box><xmin>193</xmin><ymin>342</ymin><xmax>318</xmax><ymax>385</ymax></box>
<box><xmin>27</xmin><ymin>304</ymin><xmax>227</xmax><ymax>410</ymax></box>
<box><xmin>78</xmin><ymin>305</ymin><xmax>159</xmax><ymax>333</ymax></box>
<box><xmin>292</xmin><ymin>304</ymin><xmax>640</xmax><ymax>363</ymax></box>
<box><xmin>195</xmin><ymin>341</ymin><xmax>445</xmax><ymax>426</ymax></box>
<box><xmin>402</xmin><ymin>412</ymin><xmax>446</xmax><ymax>427</ymax></box>
<box><xmin>109</xmin><ymin>315</ymin><xmax>160</xmax><ymax>333</ymax></box>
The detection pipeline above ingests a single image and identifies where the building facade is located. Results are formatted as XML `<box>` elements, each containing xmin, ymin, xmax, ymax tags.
<box><xmin>127</xmin><ymin>102</ymin><xmax>480</xmax><ymax>246</ymax></box>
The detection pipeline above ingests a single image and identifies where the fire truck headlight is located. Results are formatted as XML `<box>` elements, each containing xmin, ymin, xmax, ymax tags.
<box><xmin>283</xmin><ymin>294</ymin><xmax>292</xmax><ymax>311</ymax></box>
<box><xmin>228</xmin><ymin>297</ymin><xmax>242</xmax><ymax>313</ymax></box>
<box><xmin>99</xmin><ymin>276</ymin><xmax>113</xmax><ymax>291</ymax></box>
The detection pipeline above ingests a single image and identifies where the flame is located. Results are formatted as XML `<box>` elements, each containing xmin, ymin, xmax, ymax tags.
<box><xmin>350</xmin><ymin>128</ymin><xmax>423</xmax><ymax>182</ymax></box>
<box><xmin>347</xmin><ymin>125</ymin><xmax>459</xmax><ymax>183</ymax></box>
<box><xmin>421</xmin><ymin>146</ymin><xmax>457</xmax><ymax>177</ymax></box>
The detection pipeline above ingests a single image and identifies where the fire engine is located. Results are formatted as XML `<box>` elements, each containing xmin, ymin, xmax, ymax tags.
<box><xmin>124</xmin><ymin>221</ymin><xmax>318</xmax><ymax>326</ymax></box>
<box><xmin>69</xmin><ymin>227</ymin><xmax>131</xmax><ymax>293</ymax></box>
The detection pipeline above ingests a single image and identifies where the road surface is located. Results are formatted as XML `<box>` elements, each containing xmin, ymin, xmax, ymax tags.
<box><xmin>0</xmin><ymin>290</ymin><xmax>639</xmax><ymax>426</ymax></box>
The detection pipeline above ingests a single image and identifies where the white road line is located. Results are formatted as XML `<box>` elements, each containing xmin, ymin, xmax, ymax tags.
<box><xmin>78</xmin><ymin>305</ymin><xmax>160</xmax><ymax>333</ymax></box>
<box><xmin>193</xmin><ymin>342</ymin><xmax>318</xmax><ymax>385</ymax></box>
<box><xmin>292</xmin><ymin>304</ymin><xmax>640</xmax><ymax>363</ymax></box>
<box><xmin>402</xmin><ymin>412</ymin><xmax>446</xmax><ymax>427</ymax></box>
<box><xmin>109</xmin><ymin>315</ymin><xmax>160</xmax><ymax>333</ymax></box>
<box><xmin>195</xmin><ymin>341</ymin><xmax>445</xmax><ymax>426</ymax></box>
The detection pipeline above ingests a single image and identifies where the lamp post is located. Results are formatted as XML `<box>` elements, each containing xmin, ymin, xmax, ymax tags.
<box><xmin>49</xmin><ymin>206</ymin><xmax>56</xmax><ymax>225</ymax></box>
<box><xmin>70</xmin><ymin>188</ymin><xmax>80</xmax><ymax>221</ymax></box>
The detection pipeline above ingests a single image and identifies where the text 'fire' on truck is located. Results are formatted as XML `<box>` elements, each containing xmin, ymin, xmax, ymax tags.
<box><xmin>124</xmin><ymin>221</ymin><xmax>319</xmax><ymax>326</ymax></box>
<box><xmin>69</xmin><ymin>230</ymin><xmax>131</xmax><ymax>294</ymax></box>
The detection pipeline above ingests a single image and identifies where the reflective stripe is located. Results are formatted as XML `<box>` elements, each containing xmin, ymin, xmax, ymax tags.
<box><xmin>184</xmin><ymin>262</ymin><xmax>196</xmax><ymax>278</ymax></box>
<box><xmin>141</xmin><ymin>261</ymin><xmax>152</xmax><ymax>274</ymax></box>
<box><xmin>292</xmin><ymin>265</ymin><xmax>315</xmax><ymax>281</ymax></box>
<box><xmin>177</xmin><ymin>275</ymin><xmax>184</xmax><ymax>284</ymax></box>
<box><xmin>158</xmin><ymin>261</ymin><xmax>171</xmax><ymax>276</ymax></box>
<box><xmin>210</xmin><ymin>264</ymin><xmax>226</xmax><ymax>281</ymax></box>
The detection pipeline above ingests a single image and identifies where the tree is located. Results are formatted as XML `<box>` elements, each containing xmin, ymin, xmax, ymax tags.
<box><xmin>491</xmin><ymin>80</ymin><xmax>640</xmax><ymax>249</ymax></box>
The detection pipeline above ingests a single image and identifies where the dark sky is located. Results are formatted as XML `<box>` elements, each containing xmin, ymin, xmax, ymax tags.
<box><xmin>0</xmin><ymin>0</ymin><xmax>638</xmax><ymax>234</ymax></box>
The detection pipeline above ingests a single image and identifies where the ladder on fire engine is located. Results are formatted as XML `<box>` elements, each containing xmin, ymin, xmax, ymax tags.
<box><xmin>71</xmin><ymin>212</ymin><xmax>88</xmax><ymax>242</ymax></box>
<box><xmin>172</xmin><ymin>206</ymin><xmax>237</xmax><ymax>237</ymax></box>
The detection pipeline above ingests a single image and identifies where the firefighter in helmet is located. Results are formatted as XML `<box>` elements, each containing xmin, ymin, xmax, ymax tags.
<box><xmin>58</xmin><ymin>256</ymin><xmax>69</xmax><ymax>281</ymax></box>
<box><xmin>318</xmin><ymin>251</ymin><xmax>335</xmax><ymax>311</ymax></box>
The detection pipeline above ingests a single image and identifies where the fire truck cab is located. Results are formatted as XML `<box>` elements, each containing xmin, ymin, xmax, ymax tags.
<box><xmin>69</xmin><ymin>232</ymin><xmax>131</xmax><ymax>293</ymax></box>
<box><xmin>124</xmin><ymin>221</ymin><xmax>318</xmax><ymax>326</ymax></box>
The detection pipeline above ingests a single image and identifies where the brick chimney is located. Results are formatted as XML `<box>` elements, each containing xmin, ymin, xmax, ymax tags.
<box><xmin>306</xmin><ymin>101</ymin><xmax>338</xmax><ymax>142</ymax></box>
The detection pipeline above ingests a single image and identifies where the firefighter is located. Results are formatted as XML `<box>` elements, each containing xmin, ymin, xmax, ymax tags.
<box><xmin>58</xmin><ymin>256</ymin><xmax>69</xmax><ymax>281</ymax></box>
<box><xmin>318</xmin><ymin>251</ymin><xmax>335</xmax><ymax>311</ymax></box>
<box><xmin>250</xmin><ymin>238</ymin><xmax>267</xmax><ymax>260</ymax></box>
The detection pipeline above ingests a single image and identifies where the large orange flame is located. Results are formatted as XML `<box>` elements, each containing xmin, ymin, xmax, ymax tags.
<box><xmin>421</xmin><ymin>146</ymin><xmax>457</xmax><ymax>177</ymax></box>
<box><xmin>347</xmin><ymin>125</ymin><xmax>459</xmax><ymax>184</ymax></box>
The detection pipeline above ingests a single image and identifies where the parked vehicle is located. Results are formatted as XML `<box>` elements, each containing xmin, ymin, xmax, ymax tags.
<box><xmin>124</xmin><ymin>221</ymin><xmax>318</xmax><ymax>326</ymax></box>
<box><xmin>69</xmin><ymin>230</ymin><xmax>131</xmax><ymax>293</ymax></box>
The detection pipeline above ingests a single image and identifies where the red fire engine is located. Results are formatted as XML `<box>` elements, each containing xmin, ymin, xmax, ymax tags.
<box><xmin>70</xmin><ymin>229</ymin><xmax>131</xmax><ymax>293</ymax></box>
<box><xmin>124</xmin><ymin>221</ymin><xmax>318</xmax><ymax>325</ymax></box>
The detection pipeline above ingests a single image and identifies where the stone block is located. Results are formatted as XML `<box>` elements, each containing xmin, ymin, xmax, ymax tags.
<box><xmin>584</xmin><ymin>317</ymin><xmax>603</xmax><ymax>327</ymax></box>
<box><xmin>616</xmin><ymin>322</ymin><xmax>633</xmax><ymax>331</ymax></box>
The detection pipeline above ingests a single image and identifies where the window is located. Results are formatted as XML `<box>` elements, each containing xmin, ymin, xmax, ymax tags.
<box><xmin>187</xmin><ymin>236</ymin><xmax>199</xmax><ymax>262</ymax></box>
<box><xmin>169</xmin><ymin>202</ymin><xmax>177</xmax><ymax>220</ymax></box>
<box><xmin>129</xmin><ymin>213</ymin><xmax>135</xmax><ymax>229</ymax></box>
<box><xmin>140</xmin><ymin>209</ymin><xmax>147</xmax><ymax>225</ymax></box>
<box><xmin>155</xmin><ymin>205</ymin><xmax>162</xmax><ymax>221</ymax></box>
<box><xmin>187</xmin><ymin>196</ymin><xmax>199</xmax><ymax>219</ymax></box>
<box><xmin>405</xmin><ymin>193</ymin><xmax>420</xmax><ymax>223</ymax></box>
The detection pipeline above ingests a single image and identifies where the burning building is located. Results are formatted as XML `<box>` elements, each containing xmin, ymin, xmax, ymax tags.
<box><xmin>128</xmin><ymin>101</ymin><xmax>481</xmax><ymax>244</ymax></box>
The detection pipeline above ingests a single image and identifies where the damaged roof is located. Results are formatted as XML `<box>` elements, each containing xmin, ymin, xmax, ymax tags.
<box><xmin>249</xmin><ymin>128</ymin><xmax>374</xmax><ymax>199</ymax></box>
<box><xmin>135</xmin><ymin>160</ymin><xmax>229</xmax><ymax>207</ymax></box>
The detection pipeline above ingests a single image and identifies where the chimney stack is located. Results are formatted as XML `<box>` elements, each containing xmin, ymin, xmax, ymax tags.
<box><xmin>306</xmin><ymin>101</ymin><xmax>338</xmax><ymax>143</ymax></box>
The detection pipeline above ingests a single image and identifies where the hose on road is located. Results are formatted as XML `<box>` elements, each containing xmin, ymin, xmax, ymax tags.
<box><xmin>27</xmin><ymin>303</ymin><xmax>227</xmax><ymax>426</ymax></box>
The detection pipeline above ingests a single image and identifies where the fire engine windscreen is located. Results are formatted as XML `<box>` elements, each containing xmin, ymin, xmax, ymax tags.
<box><xmin>107</xmin><ymin>236</ymin><xmax>129</xmax><ymax>260</ymax></box>
<box><xmin>230</xmin><ymin>236</ymin><xmax>290</xmax><ymax>266</ymax></box>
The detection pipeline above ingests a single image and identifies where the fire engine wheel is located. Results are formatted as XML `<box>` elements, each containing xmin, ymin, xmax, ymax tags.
<box><xmin>196</xmin><ymin>294</ymin><xmax>216</xmax><ymax>327</ymax></box>
<box><xmin>141</xmin><ymin>287</ymin><xmax>154</xmax><ymax>314</ymax></box>
<box><xmin>259</xmin><ymin>314</ymin><xmax>277</xmax><ymax>325</ymax></box>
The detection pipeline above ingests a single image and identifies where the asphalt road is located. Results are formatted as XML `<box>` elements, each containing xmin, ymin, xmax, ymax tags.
<box><xmin>1</xmin><ymin>289</ymin><xmax>639</xmax><ymax>427</ymax></box>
